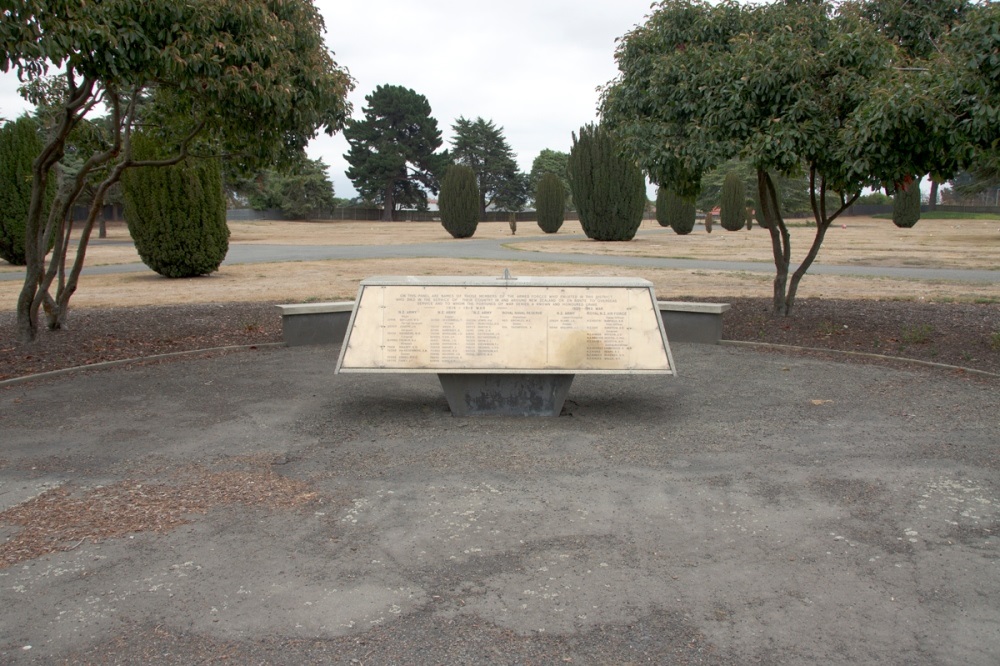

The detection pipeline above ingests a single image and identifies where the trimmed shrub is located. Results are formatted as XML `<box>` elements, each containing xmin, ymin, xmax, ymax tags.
<box><xmin>567</xmin><ymin>123</ymin><xmax>645</xmax><ymax>241</ymax></box>
<box><xmin>704</xmin><ymin>210</ymin><xmax>714</xmax><ymax>233</ymax></box>
<box><xmin>0</xmin><ymin>116</ymin><xmax>54</xmax><ymax>265</ymax></box>
<box><xmin>439</xmin><ymin>165</ymin><xmax>479</xmax><ymax>238</ymax></box>
<box><xmin>535</xmin><ymin>173</ymin><xmax>565</xmax><ymax>233</ymax></box>
<box><xmin>656</xmin><ymin>186</ymin><xmax>696</xmax><ymax>235</ymax></box>
<box><xmin>122</xmin><ymin>137</ymin><xmax>229</xmax><ymax>278</ymax></box>
<box><xmin>892</xmin><ymin>178</ymin><xmax>921</xmax><ymax>228</ymax></box>
<box><xmin>720</xmin><ymin>172</ymin><xmax>746</xmax><ymax>231</ymax></box>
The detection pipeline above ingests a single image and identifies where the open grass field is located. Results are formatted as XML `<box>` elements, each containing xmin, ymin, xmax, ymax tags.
<box><xmin>0</xmin><ymin>215</ymin><xmax>997</xmax><ymax>310</ymax></box>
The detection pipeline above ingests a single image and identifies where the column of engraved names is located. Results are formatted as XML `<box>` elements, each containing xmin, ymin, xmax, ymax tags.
<box><xmin>383</xmin><ymin>290</ymin><xmax>423</xmax><ymax>365</ymax></box>
<box><xmin>424</xmin><ymin>291</ymin><xmax>463</xmax><ymax>365</ymax></box>
<box><xmin>582</xmin><ymin>292</ymin><xmax>630</xmax><ymax>362</ymax></box>
<box><xmin>597</xmin><ymin>292</ymin><xmax>629</xmax><ymax>361</ymax></box>
<box><xmin>463</xmin><ymin>292</ymin><xmax>500</xmax><ymax>359</ymax></box>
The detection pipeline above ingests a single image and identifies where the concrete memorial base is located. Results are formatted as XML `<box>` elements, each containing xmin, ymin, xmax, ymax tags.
<box><xmin>438</xmin><ymin>373</ymin><xmax>575</xmax><ymax>417</ymax></box>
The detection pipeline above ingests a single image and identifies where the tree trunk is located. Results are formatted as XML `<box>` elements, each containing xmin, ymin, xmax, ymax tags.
<box><xmin>757</xmin><ymin>169</ymin><xmax>790</xmax><ymax>314</ymax></box>
<box><xmin>929</xmin><ymin>179</ymin><xmax>939</xmax><ymax>211</ymax></box>
<box><xmin>382</xmin><ymin>183</ymin><xmax>395</xmax><ymax>221</ymax></box>
<box><xmin>785</xmin><ymin>172</ymin><xmax>860</xmax><ymax>314</ymax></box>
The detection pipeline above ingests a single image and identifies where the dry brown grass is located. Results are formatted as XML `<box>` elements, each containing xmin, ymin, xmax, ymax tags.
<box><xmin>0</xmin><ymin>216</ymin><xmax>996</xmax><ymax>309</ymax></box>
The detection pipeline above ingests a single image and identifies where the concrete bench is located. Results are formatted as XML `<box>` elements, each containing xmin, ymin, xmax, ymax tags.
<box><xmin>277</xmin><ymin>299</ymin><xmax>730</xmax><ymax>347</ymax></box>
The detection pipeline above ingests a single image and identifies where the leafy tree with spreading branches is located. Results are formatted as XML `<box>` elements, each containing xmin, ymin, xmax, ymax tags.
<box><xmin>1</xmin><ymin>0</ymin><xmax>352</xmax><ymax>342</ymax></box>
<box><xmin>602</xmin><ymin>0</ymin><xmax>989</xmax><ymax>314</ymax></box>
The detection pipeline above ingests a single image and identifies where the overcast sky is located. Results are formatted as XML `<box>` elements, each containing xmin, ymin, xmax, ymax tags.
<box><xmin>0</xmin><ymin>0</ymin><xmax>657</xmax><ymax>200</ymax></box>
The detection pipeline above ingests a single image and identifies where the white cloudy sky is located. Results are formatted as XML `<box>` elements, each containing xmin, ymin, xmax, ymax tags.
<box><xmin>0</xmin><ymin>0</ymin><xmax>658</xmax><ymax>199</ymax></box>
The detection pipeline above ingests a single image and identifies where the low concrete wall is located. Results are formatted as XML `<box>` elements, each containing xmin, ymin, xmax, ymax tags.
<box><xmin>276</xmin><ymin>300</ymin><xmax>730</xmax><ymax>347</ymax></box>
<box><xmin>658</xmin><ymin>301</ymin><xmax>730</xmax><ymax>344</ymax></box>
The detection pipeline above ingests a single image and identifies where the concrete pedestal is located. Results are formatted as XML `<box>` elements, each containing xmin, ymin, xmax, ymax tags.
<box><xmin>438</xmin><ymin>374</ymin><xmax>575</xmax><ymax>417</ymax></box>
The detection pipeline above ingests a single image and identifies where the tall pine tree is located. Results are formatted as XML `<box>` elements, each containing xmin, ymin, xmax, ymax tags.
<box><xmin>451</xmin><ymin>117</ymin><xmax>528</xmax><ymax>214</ymax></box>
<box><xmin>343</xmin><ymin>85</ymin><xmax>450</xmax><ymax>221</ymax></box>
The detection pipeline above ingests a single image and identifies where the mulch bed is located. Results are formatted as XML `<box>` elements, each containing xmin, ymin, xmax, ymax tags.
<box><xmin>1</xmin><ymin>298</ymin><xmax>998</xmax><ymax>382</ymax></box>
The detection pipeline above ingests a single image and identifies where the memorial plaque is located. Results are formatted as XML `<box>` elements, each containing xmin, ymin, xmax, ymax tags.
<box><xmin>336</xmin><ymin>276</ymin><xmax>674</xmax><ymax>375</ymax></box>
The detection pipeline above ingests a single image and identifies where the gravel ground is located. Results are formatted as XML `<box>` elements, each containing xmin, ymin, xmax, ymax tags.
<box><xmin>2</xmin><ymin>297</ymin><xmax>998</xmax><ymax>382</ymax></box>
<box><xmin>1</xmin><ymin>341</ymin><xmax>997</xmax><ymax>664</ymax></box>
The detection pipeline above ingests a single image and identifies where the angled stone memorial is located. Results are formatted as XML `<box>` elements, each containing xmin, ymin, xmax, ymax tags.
<box><xmin>335</xmin><ymin>274</ymin><xmax>675</xmax><ymax>416</ymax></box>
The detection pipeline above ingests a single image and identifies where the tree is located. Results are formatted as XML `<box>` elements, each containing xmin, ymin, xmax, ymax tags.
<box><xmin>451</xmin><ymin>117</ymin><xmax>528</xmax><ymax>214</ymax></box>
<box><xmin>529</xmin><ymin>149</ymin><xmax>572</xmax><ymax>209</ymax></box>
<box><xmin>892</xmin><ymin>177</ymin><xmax>922</xmax><ymax>228</ymax></box>
<box><xmin>719</xmin><ymin>172</ymin><xmax>746</xmax><ymax>232</ymax></box>
<box><xmin>656</xmin><ymin>186</ymin><xmax>696</xmax><ymax>235</ymax></box>
<box><xmin>567</xmin><ymin>123</ymin><xmax>646</xmax><ymax>242</ymax></box>
<box><xmin>0</xmin><ymin>116</ymin><xmax>53</xmax><ymax>265</ymax></box>
<box><xmin>535</xmin><ymin>173</ymin><xmax>566</xmax><ymax>233</ymax></box>
<box><xmin>122</xmin><ymin>134</ymin><xmax>229</xmax><ymax>277</ymax></box>
<box><xmin>696</xmin><ymin>159</ymin><xmax>813</xmax><ymax>219</ymax></box>
<box><xmin>242</xmin><ymin>156</ymin><xmax>337</xmax><ymax>219</ymax></box>
<box><xmin>439</xmin><ymin>165</ymin><xmax>480</xmax><ymax>239</ymax></box>
<box><xmin>343</xmin><ymin>85</ymin><xmax>449</xmax><ymax>221</ymax></box>
<box><xmin>2</xmin><ymin>0</ymin><xmax>353</xmax><ymax>342</ymax></box>
<box><xmin>602</xmin><ymin>0</ymin><xmax>974</xmax><ymax>314</ymax></box>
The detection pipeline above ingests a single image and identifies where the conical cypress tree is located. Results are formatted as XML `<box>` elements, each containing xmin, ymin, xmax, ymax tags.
<box><xmin>656</xmin><ymin>186</ymin><xmax>696</xmax><ymax>235</ymax></box>
<box><xmin>567</xmin><ymin>123</ymin><xmax>645</xmax><ymax>241</ymax></box>
<box><xmin>0</xmin><ymin>116</ymin><xmax>54</xmax><ymax>265</ymax></box>
<box><xmin>439</xmin><ymin>165</ymin><xmax>479</xmax><ymax>238</ymax></box>
<box><xmin>892</xmin><ymin>178</ymin><xmax>921</xmax><ymax>228</ymax></box>
<box><xmin>122</xmin><ymin>135</ymin><xmax>229</xmax><ymax>278</ymax></box>
<box><xmin>536</xmin><ymin>173</ymin><xmax>565</xmax><ymax>234</ymax></box>
<box><xmin>720</xmin><ymin>172</ymin><xmax>746</xmax><ymax>232</ymax></box>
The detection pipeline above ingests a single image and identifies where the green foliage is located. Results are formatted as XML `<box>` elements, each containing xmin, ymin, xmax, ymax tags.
<box><xmin>535</xmin><ymin>173</ymin><xmax>566</xmax><ymax>233</ymax></box>
<box><xmin>529</xmin><ymin>149</ymin><xmax>572</xmax><ymax>209</ymax></box>
<box><xmin>242</xmin><ymin>156</ymin><xmax>336</xmax><ymax>219</ymax></box>
<box><xmin>451</xmin><ymin>117</ymin><xmax>528</xmax><ymax>213</ymax></box>
<box><xmin>123</xmin><ymin>135</ymin><xmax>229</xmax><ymax>278</ymax></box>
<box><xmin>656</xmin><ymin>187</ymin><xmax>696</xmax><ymax>235</ymax></box>
<box><xmin>696</xmin><ymin>159</ymin><xmax>813</xmax><ymax>217</ymax></box>
<box><xmin>0</xmin><ymin>116</ymin><xmax>52</xmax><ymax>265</ymax></box>
<box><xmin>892</xmin><ymin>177</ymin><xmax>922</xmax><ymax>228</ymax></box>
<box><xmin>856</xmin><ymin>191</ymin><xmax>893</xmax><ymax>205</ymax></box>
<box><xmin>439</xmin><ymin>165</ymin><xmax>480</xmax><ymax>239</ymax></box>
<box><xmin>567</xmin><ymin>123</ymin><xmax>645</xmax><ymax>242</ymax></box>
<box><xmin>601</xmin><ymin>0</ymin><xmax>970</xmax><ymax>312</ymax></box>
<box><xmin>861</xmin><ymin>0</ymin><xmax>969</xmax><ymax>60</ymax></box>
<box><xmin>344</xmin><ymin>85</ymin><xmax>449</xmax><ymax>220</ymax></box>
<box><xmin>720</xmin><ymin>172</ymin><xmax>746</xmax><ymax>231</ymax></box>
<box><xmin>3</xmin><ymin>0</ymin><xmax>354</xmax><ymax>341</ymax></box>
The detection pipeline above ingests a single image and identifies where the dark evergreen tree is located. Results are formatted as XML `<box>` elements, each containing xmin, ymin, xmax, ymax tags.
<box><xmin>439</xmin><ymin>165</ymin><xmax>480</xmax><ymax>239</ymax></box>
<box><xmin>656</xmin><ymin>187</ymin><xmax>696</xmax><ymax>235</ymax></box>
<box><xmin>535</xmin><ymin>173</ymin><xmax>565</xmax><ymax>233</ymax></box>
<box><xmin>529</xmin><ymin>148</ymin><xmax>573</xmax><ymax>210</ymax></box>
<box><xmin>343</xmin><ymin>85</ymin><xmax>449</xmax><ymax>221</ymax></box>
<box><xmin>123</xmin><ymin>135</ymin><xmax>229</xmax><ymax>277</ymax></box>
<box><xmin>240</xmin><ymin>156</ymin><xmax>336</xmax><ymax>219</ymax></box>
<box><xmin>451</xmin><ymin>117</ymin><xmax>528</xmax><ymax>213</ymax></box>
<box><xmin>892</xmin><ymin>177</ymin><xmax>922</xmax><ymax>228</ymax></box>
<box><xmin>0</xmin><ymin>116</ymin><xmax>53</xmax><ymax>265</ymax></box>
<box><xmin>567</xmin><ymin>124</ymin><xmax>645</xmax><ymax>241</ymax></box>
<box><xmin>720</xmin><ymin>172</ymin><xmax>746</xmax><ymax>231</ymax></box>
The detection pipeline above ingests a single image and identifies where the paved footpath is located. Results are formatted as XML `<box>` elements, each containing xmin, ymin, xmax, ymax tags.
<box><xmin>1</xmin><ymin>342</ymin><xmax>997</xmax><ymax>664</ymax></box>
<box><xmin>2</xmin><ymin>227</ymin><xmax>998</xmax><ymax>283</ymax></box>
